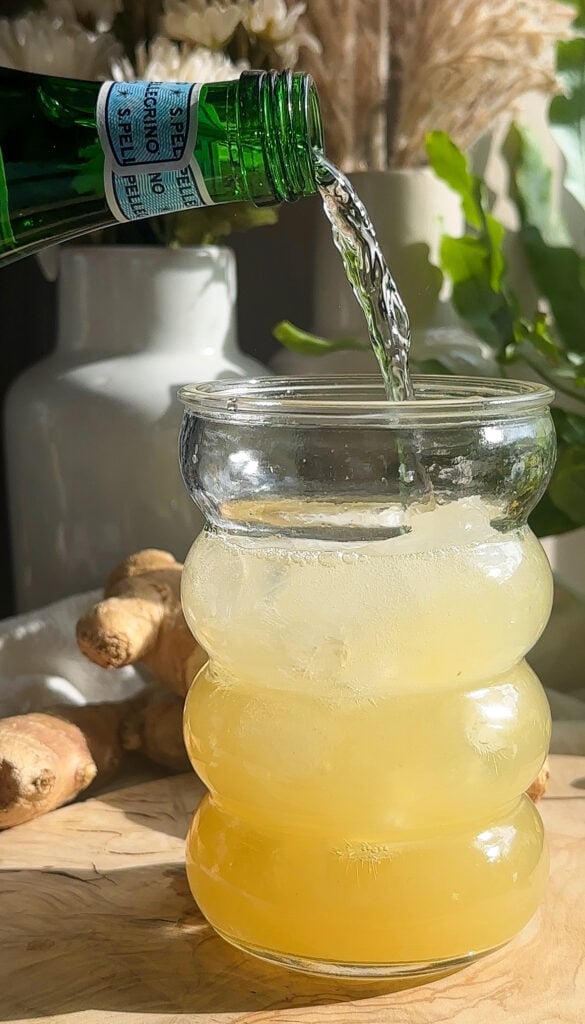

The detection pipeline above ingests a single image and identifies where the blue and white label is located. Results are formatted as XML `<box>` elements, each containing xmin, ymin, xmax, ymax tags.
<box><xmin>97</xmin><ymin>80</ymin><xmax>213</xmax><ymax>222</ymax></box>
<box><xmin>105</xmin><ymin>160</ymin><xmax>211</xmax><ymax>222</ymax></box>
<box><xmin>97</xmin><ymin>81</ymin><xmax>199</xmax><ymax>173</ymax></box>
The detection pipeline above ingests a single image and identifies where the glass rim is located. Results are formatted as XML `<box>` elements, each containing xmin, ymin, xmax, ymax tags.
<box><xmin>178</xmin><ymin>375</ymin><xmax>554</xmax><ymax>426</ymax></box>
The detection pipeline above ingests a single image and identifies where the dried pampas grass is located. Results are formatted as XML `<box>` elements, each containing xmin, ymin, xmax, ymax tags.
<box><xmin>296</xmin><ymin>0</ymin><xmax>575</xmax><ymax>170</ymax></box>
<box><xmin>298</xmin><ymin>0</ymin><xmax>390</xmax><ymax>170</ymax></box>
<box><xmin>390</xmin><ymin>0</ymin><xmax>575</xmax><ymax>167</ymax></box>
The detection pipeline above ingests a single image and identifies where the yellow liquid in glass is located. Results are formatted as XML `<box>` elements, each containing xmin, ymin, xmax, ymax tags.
<box><xmin>182</xmin><ymin>498</ymin><xmax>552</xmax><ymax>971</ymax></box>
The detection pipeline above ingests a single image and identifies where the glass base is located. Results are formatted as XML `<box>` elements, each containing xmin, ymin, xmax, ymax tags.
<box><xmin>216</xmin><ymin>928</ymin><xmax>504</xmax><ymax>979</ymax></box>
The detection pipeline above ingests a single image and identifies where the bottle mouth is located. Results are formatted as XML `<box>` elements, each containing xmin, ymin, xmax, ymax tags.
<box><xmin>307</xmin><ymin>75</ymin><xmax>325</xmax><ymax>156</ymax></box>
<box><xmin>178</xmin><ymin>375</ymin><xmax>555</xmax><ymax>427</ymax></box>
<box><xmin>256</xmin><ymin>70</ymin><xmax>324</xmax><ymax>201</ymax></box>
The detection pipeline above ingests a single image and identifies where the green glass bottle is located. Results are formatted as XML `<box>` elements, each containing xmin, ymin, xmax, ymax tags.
<box><xmin>0</xmin><ymin>67</ymin><xmax>324</xmax><ymax>266</ymax></box>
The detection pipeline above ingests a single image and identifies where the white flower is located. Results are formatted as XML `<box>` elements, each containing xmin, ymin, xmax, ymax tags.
<box><xmin>243</xmin><ymin>0</ymin><xmax>320</xmax><ymax>66</ymax></box>
<box><xmin>45</xmin><ymin>0</ymin><xmax>122</xmax><ymax>33</ymax></box>
<box><xmin>162</xmin><ymin>0</ymin><xmax>247</xmax><ymax>50</ymax></box>
<box><xmin>270</xmin><ymin>25</ymin><xmax>321</xmax><ymax>67</ymax></box>
<box><xmin>0</xmin><ymin>10</ymin><xmax>121</xmax><ymax>79</ymax></box>
<box><xmin>111</xmin><ymin>35</ymin><xmax>249</xmax><ymax>82</ymax></box>
<box><xmin>244</xmin><ymin>0</ymin><xmax>299</xmax><ymax>43</ymax></box>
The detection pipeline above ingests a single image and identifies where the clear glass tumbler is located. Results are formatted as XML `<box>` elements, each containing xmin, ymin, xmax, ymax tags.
<box><xmin>178</xmin><ymin>375</ymin><xmax>556</xmax><ymax>978</ymax></box>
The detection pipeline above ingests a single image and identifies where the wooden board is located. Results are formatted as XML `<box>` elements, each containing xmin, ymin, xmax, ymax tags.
<box><xmin>1</xmin><ymin>755</ymin><xmax>584</xmax><ymax>1024</ymax></box>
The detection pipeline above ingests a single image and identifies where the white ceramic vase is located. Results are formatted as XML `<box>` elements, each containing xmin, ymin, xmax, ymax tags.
<box><xmin>5</xmin><ymin>245</ymin><xmax>266</xmax><ymax>612</ymax></box>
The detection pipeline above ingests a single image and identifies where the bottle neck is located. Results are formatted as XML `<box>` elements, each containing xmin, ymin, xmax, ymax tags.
<box><xmin>56</xmin><ymin>245</ymin><xmax>239</xmax><ymax>357</ymax></box>
<box><xmin>238</xmin><ymin>71</ymin><xmax>324</xmax><ymax>204</ymax></box>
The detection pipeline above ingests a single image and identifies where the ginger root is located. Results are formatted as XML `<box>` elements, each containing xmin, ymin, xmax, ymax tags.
<box><xmin>0</xmin><ymin>688</ymin><xmax>187</xmax><ymax>829</ymax></box>
<box><xmin>76</xmin><ymin>549</ymin><xmax>207</xmax><ymax>696</ymax></box>
<box><xmin>120</xmin><ymin>689</ymin><xmax>189</xmax><ymax>773</ymax></box>
<box><xmin>526</xmin><ymin>757</ymin><xmax>551</xmax><ymax>803</ymax></box>
<box><xmin>0</xmin><ymin>702</ymin><xmax>124</xmax><ymax>829</ymax></box>
<box><xmin>1</xmin><ymin>549</ymin><xmax>200</xmax><ymax>829</ymax></box>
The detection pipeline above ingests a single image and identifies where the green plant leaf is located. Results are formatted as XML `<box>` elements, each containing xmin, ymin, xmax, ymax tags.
<box><xmin>514</xmin><ymin>314</ymin><xmax>563</xmax><ymax>361</ymax></box>
<box><xmin>549</xmin><ymin>38</ymin><xmax>585</xmax><ymax>210</ymax></box>
<box><xmin>162</xmin><ymin>202</ymin><xmax>278</xmax><ymax>247</ymax></box>
<box><xmin>504</xmin><ymin>124</ymin><xmax>571</xmax><ymax>246</ymax></box>
<box><xmin>505</xmin><ymin>123</ymin><xmax>585</xmax><ymax>353</ymax></box>
<box><xmin>425</xmin><ymin>132</ymin><xmax>482</xmax><ymax>228</ymax></box>
<box><xmin>528</xmin><ymin>489</ymin><xmax>578</xmax><ymax>536</ymax></box>
<box><xmin>427</xmin><ymin>133</ymin><xmax>514</xmax><ymax>349</ymax></box>
<box><xmin>552</xmin><ymin>407</ymin><xmax>585</xmax><ymax>444</ymax></box>
<box><xmin>568</xmin><ymin>0</ymin><xmax>585</xmax><ymax>29</ymax></box>
<box><xmin>521</xmin><ymin>231</ymin><xmax>585</xmax><ymax>353</ymax></box>
<box><xmin>439</xmin><ymin>235</ymin><xmax>512</xmax><ymax>349</ymax></box>
<box><xmin>484</xmin><ymin>213</ymin><xmax>506</xmax><ymax>292</ymax></box>
<box><xmin>548</xmin><ymin>444</ymin><xmax>585</xmax><ymax>524</ymax></box>
<box><xmin>272</xmin><ymin>321</ymin><xmax>368</xmax><ymax>356</ymax></box>
<box><xmin>428</xmin><ymin>123</ymin><xmax>585</xmax><ymax>537</ymax></box>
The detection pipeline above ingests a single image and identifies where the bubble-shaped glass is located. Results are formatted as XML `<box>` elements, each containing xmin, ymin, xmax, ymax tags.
<box><xmin>178</xmin><ymin>375</ymin><xmax>555</xmax><ymax>978</ymax></box>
